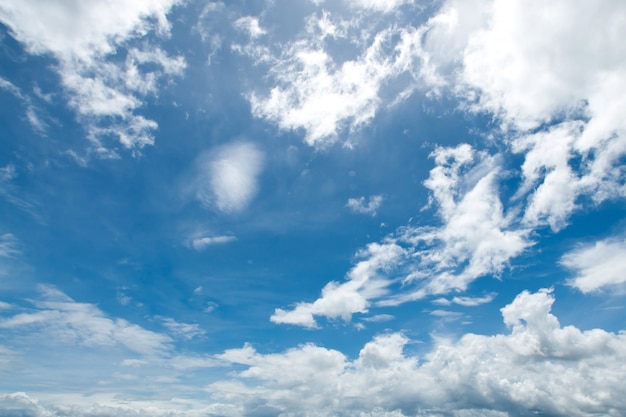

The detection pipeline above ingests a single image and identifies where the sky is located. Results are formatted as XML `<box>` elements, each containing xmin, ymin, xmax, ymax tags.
<box><xmin>0</xmin><ymin>0</ymin><xmax>625</xmax><ymax>416</ymax></box>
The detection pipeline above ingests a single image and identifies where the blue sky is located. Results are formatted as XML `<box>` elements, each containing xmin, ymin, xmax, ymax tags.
<box><xmin>1</xmin><ymin>0</ymin><xmax>626</xmax><ymax>416</ymax></box>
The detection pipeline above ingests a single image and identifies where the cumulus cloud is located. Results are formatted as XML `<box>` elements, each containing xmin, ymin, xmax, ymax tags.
<box><xmin>213</xmin><ymin>290</ymin><xmax>626</xmax><ymax>416</ymax></box>
<box><xmin>421</xmin><ymin>0</ymin><xmax>626</xmax><ymax>230</ymax></box>
<box><xmin>562</xmin><ymin>236</ymin><xmax>626</xmax><ymax>293</ymax></box>
<box><xmin>346</xmin><ymin>195</ymin><xmax>383</xmax><ymax>216</ymax></box>
<box><xmin>0</xmin><ymin>285</ymin><xmax>172</xmax><ymax>356</ymax></box>
<box><xmin>271</xmin><ymin>242</ymin><xmax>405</xmax><ymax>328</ymax></box>
<box><xmin>1</xmin><ymin>290</ymin><xmax>626</xmax><ymax>417</ymax></box>
<box><xmin>194</xmin><ymin>142</ymin><xmax>265</xmax><ymax>213</ymax></box>
<box><xmin>0</xmin><ymin>0</ymin><xmax>185</xmax><ymax>155</ymax></box>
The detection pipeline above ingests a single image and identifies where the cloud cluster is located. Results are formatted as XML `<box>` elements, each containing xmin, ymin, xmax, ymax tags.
<box><xmin>218</xmin><ymin>290</ymin><xmax>626</xmax><ymax>416</ymax></box>
<box><xmin>0</xmin><ymin>0</ymin><xmax>185</xmax><ymax>155</ymax></box>
<box><xmin>274</xmin><ymin>144</ymin><xmax>531</xmax><ymax>325</ymax></box>
<box><xmin>270</xmin><ymin>0</ymin><xmax>626</xmax><ymax>326</ymax></box>
<box><xmin>4</xmin><ymin>290</ymin><xmax>626</xmax><ymax>416</ymax></box>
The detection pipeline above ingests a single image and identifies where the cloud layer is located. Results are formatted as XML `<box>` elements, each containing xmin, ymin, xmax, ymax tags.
<box><xmin>4</xmin><ymin>290</ymin><xmax>625</xmax><ymax>417</ymax></box>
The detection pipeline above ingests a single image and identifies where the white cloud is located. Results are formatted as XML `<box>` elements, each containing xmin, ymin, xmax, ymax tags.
<box><xmin>421</xmin><ymin>0</ymin><xmax>626</xmax><ymax>230</ymax></box>
<box><xmin>346</xmin><ymin>195</ymin><xmax>383</xmax><ymax>216</ymax></box>
<box><xmin>347</xmin><ymin>0</ymin><xmax>414</xmax><ymax>14</ymax></box>
<box><xmin>213</xmin><ymin>289</ymin><xmax>626</xmax><ymax>416</ymax></box>
<box><xmin>244</xmin><ymin>11</ymin><xmax>426</xmax><ymax>147</ymax></box>
<box><xmin>195</xmin><ymin>142</ymin><xmax>265</xmax><ymax>213</ymax></box>
<box><xmin>0</xmin><ymin>285</ymin><xmax>172</xmax><ymax>356</ymax></box>
<box><xmin>0</xmin><ymin>233</ymin><xmax>19</xmax><ymax>258</ymax></box>
<box><xmin>271</xmin><ymin>242</ymin><xmax>405</xmax><ymax>328</ymax></box>
<box><xmin>160</xmin><ymin>318</ymin><xmax>206</xmax><ymax>340</ymax></box>
<box><xmin>0</xmin><ymin>0</ymin><xmax>185</xmax><ymax>154</ymax></box>
<box><xmin>433</xmin><ymin>293</ymin><xmax>496</xmax><ymax>307</ymax></box>
<box><xmin>562</xmin><ymin>236</ymin><xmax>626</xmax><ymax>293</ymax></box>
<box><xmin>234</xmin><ymin>16</ymin><xmax>266</xmax><ymax>39</ymax></box>
<box><xmin>2</xmin><ymin>290</ymin><xmax>626</xmax><ymax>417</ymax></box>
<box><xmin>188</xmin><ymin>235</ymin><xmax>237</xmax><ymax>250</ymax></box>
<box><xmin>0</xmin><ymin>76</ymin><xmax>47</xmax><ymax>134</ymax></box>
<box><xmin>391</xmin><ymin>144</ymin><xmax>531</xmax><ymax>298</ymax></box>
<box><xmin>362</xmin><ymin>314</ymin><xmax>395</xmax><ymax>323</ymax></box>
<box><xmin>274</xmin><ymin>144</ymin><xmax>531</xmax><ymax>327</ymax></box>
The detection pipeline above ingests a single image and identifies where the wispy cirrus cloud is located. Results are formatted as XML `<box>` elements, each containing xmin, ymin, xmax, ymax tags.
<box><xmin>0</xmin><ymin>285</ymin><xmax>172</xmax><ymax>356</ymax></box>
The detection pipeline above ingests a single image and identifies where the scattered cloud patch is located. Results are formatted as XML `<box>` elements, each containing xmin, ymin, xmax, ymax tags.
<box><xmin>244</xmin><ymin>11</ymin><xmax>427</xmax><ymax>147</ymax></box>
<box><xmin>362</xmin><ymin>314</ymin><xmax>395</xmax><ymax>323</ymax></box>
<box><xmin>433</xmin><ymin>294</ymin><xmax>496</xmax><ymax>307</ymax></box>
<box><xmin>347</xmin><ymin>195</ymin><xmax>383</xmax><ymax>216</ymax></box>
<box><xmin>234</xmin><ymin>16</ymin><xmax>266</xmax><ymax>39</ymax></box>
<box><xmin>188</xmin><ymin>235</ymin><xmax>237</xmax><ymax>250</ymax></box>
<box><xmin>160</xmin><ymin>318</ymin><xmax>206</xmax><ymax>340</ymax></box>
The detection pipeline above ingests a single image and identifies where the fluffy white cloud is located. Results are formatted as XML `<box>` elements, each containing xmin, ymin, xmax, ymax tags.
<box><xmin>562</xmin><ymin>236</ymin><xmax>626</xmax><ymax>293</ymax></box>
<box><xmin>346</xmin><ymin>195</ymin><xmax>384</xmax><ymax>216</ymax></box>
<box><xmin>214</xmin><ymin>290</ymin><xmax>626</xmax><ymax>416</ymax></box>
<box><xmin>422</xmin><ymin>0</ymin><xmax>626</xmax><ymax>230</ymax></box>
<box><xmin>0</xmin><ymin>0</ymin><xmax>185</xmax><ymax>154</ymax></box>
<box><xmin>0</xmin><ymin>285</ymin><xmax>172</xmax><ymax>356</ymax></box>
<box><xmin>2</xmin><ymin>290</ymin><xmax>626</xmax><ymax>416</ymax></box>
<box><xmin>194</xmin><ymin>142</ymin><xmax>265</xmax><ymax>213</ymax></box>
<box><xmin>271</xmin><ymin>241</ymin><xmax>405</xmax><ymax>328</ymax></box>
<box><xmin>401</xmin><ymin>145</ymin><xmax>531</xmax><ymax>295</ymax></box>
